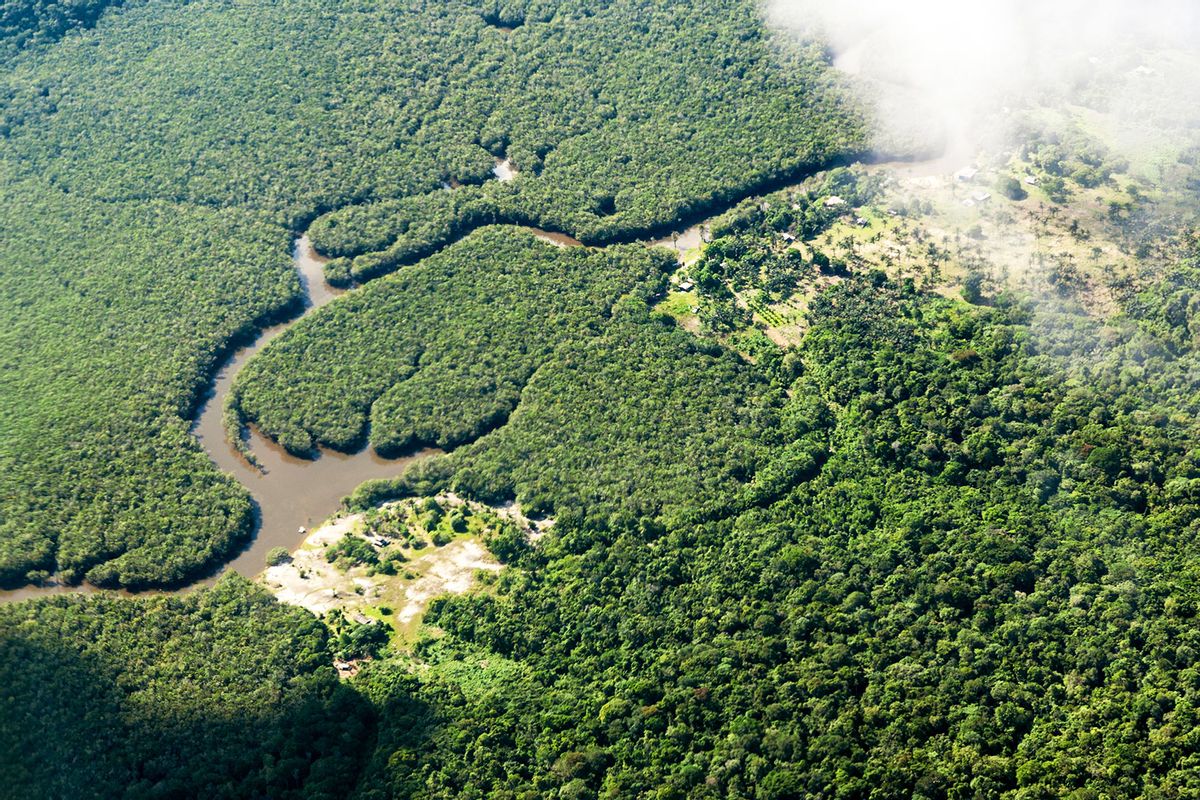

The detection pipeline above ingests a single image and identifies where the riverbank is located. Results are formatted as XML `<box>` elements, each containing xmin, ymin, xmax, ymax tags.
<box><xmin>0</xmin><ymin>39</ymin><xmax>960</xmax><ymax>604</ymax></box>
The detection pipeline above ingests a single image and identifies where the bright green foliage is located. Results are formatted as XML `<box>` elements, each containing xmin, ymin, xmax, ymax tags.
<box><xmin>326</xmin><ymin>534</ymin><xmax>379</xmax><ymax>571</ymax></box>
<box><xmin>0</xmin><ymin>0</ymin><xmax>862</xmax><ymax>587</ymax></box>
<box><xmin>265</xmin><ymin>546</ymin><xmax>293</xmax><ymax>566</ymax></box>
<box><xmin>0</xmin><ymin>575</ymin><xmax>371</xmax><ymax>799</ymax></box>
<box><xmin>343</xmin><ymin>251</ymin><xmax>1200</xmax><ymax>798</ymax></box>
<box><xmin>234</xmin><ymin>228</ymin><xmax>672</xmax><ymax>456</ymax></box>
<box><xmin>325</xmin><ymin>607</ymin><xmax>390</xmax><ymax>661</ymax></box>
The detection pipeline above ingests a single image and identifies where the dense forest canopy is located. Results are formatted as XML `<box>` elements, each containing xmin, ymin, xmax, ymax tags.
<box><xmin>0</xmin><ymin>0</ymin><xmax>123</xmax><ymax>59</ymax></box>
<box><xmin>348</xmin><ymin>247</ymin><xmax>1200</xmax><ymax>799</ymax></box>
<box><xmin>0</xmin><ymin>0</ymin><xmax>864</xmax><ymax>588</ymax></box>
<box><xmin>0</xmin><ymin>176</ymin><xmax>287</xmax><ymax>587</ymax></box>
<box><xmin>0</xmin><ymin>576</ymin><xmax>371</xmax><ymax>798</ymax></box>
<box><xmin>8</xmin><ymin>0</ymin><xmax>1200</xmax><ymax>796</ymax></box>
<box><xmin>233</xmin><ymin>228</ymin><xmax>672</xmax><ymax>457</ymax></box>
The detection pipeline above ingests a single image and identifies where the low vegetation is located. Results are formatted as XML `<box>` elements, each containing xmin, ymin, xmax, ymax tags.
<box><xmin>260</xmin><ymin>495</ymin><xmax>535</xmax><ymax>647</ymax></box>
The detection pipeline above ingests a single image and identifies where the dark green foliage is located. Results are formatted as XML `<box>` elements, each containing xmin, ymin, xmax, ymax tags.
<box><xmin>311</xmin><ymin>188</ymin><xmax>505</xmax><ymax>286</ymax></box>
<box><xmin>246</xmin><ymin>226</ymin><xmax>777</xmax><ymax>528</ymax></box>
<box><xmin>998</xmin><ymin>175</ymin><xmax>1028</xmax><ymax>201</ymax></box>
<box><xmin>481</xmin><ymin>520</ymin><xmax>529</xmax><ymax>564</ymax></box>
<box><xmin>0</xmin><ymin>576</ymin><xmax>371</xmax><ymax>798</ymax></box>
<box><xmin>962</xmin><ymin>269</ymin><xmax>988</xmax><ymax>304</ymax></box>
<box><xmin>3</xmin><ymin>0</ymin><xmax>863</xmax><ymax>232</ymax></box>
<box><xmin>14</xmin><ymin>0</ymin><xmax>1200</xmax><ymax>796</ymax></box>
<box><xmin>235</xmin><ymin>228</ymin><xmax>669</xmax><ymax>456</ymax></box>
<box><xmin>0</xmin><ymin>0</ymin><xmax>123</xmax><ymax>58</ymax></box>
<box><xmin>0</xmin><ymin>0</ymin><xmax>862</xmax><ymax>587</ymax></box>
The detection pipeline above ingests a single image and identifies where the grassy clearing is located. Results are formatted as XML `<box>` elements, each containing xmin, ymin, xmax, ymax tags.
<box><xmin>260</xmin><ymin>494</ymin><xmax>544</xmax><ymax>653</ymax></box>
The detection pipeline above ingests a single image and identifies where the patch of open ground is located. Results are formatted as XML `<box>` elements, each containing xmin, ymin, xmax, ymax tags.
<box><xmin>260</xmin><ymin>493</ymin><xmax>548</xmax><ymax>652</ymax></box>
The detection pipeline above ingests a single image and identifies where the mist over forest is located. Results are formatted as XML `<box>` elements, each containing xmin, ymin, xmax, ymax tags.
<box><xmin>4</xmin><ymin>1</ymin><xmax>1200</xmax><ymax>798</ymax></box>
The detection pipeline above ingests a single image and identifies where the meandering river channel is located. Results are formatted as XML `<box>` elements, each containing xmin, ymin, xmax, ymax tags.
<box><xmin>0</xmin><ymin>47</ymin><xmax>973</xmax><ymax>603</ymax></box>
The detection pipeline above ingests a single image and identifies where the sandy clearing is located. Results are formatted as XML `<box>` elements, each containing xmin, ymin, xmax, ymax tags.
<box><xmin>396</xmin><ymin>539</ymin><xmax>501</xmax><ymax>624</ymax></box>
<box><xmin>260</xmin><ymin>494</ymin><xmax>543</xmax><ymax>630</ymax></box>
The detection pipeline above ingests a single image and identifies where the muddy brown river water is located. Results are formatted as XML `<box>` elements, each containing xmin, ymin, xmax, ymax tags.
<box><xmin>189</xmin><ymin>236</ymin><xmax>438</xmax><ymax>580</ymax></box>
<box><xmin>0</xmin><ymin>44</ymin><xmax>967</xmax><ymax>603</ymax></box>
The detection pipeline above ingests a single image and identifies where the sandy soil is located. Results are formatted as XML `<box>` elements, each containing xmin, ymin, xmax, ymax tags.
<box><xmin>260</xmin><ymin>494</ymin><xmax>545</xmax><ymax>631</ymax></box>
<box><xmin>262</xmin><ymin>515</ymin><xmax>374</xmax><ymax>616</ymax></box>
<box><xmin>395</xmin><ymin>539</ymin><xmax>501</xmax><ymax>624</ymax></box>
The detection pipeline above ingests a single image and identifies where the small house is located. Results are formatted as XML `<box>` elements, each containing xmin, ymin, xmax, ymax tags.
<box><xmin>824</xmin><ymin>196</ymin><xmax>846</xmax><ymax>208</ymax></box>
<box><xmin>678</xmin><ymin>280</ymin><xmax>695</xmax><ymax>292</ymax></box>
<box><xmin>954</xmin><ymin>167</ymin><xmax>979</xmax><ymax>182</ymax></box>
<box><xmin>1024</xmin><ymin>175</ymin><xmax>1039</xmax><ymax>186</ymax></box>
<box><xmin>972</xmin><ymin>191</ymin><xmax>992</xmax><ymax>204</ymax></box>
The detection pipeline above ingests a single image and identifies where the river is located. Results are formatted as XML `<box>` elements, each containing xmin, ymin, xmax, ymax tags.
<box><xmin>0</xmin><ymin>42</ymin><xmax>968</xmax><ymax>603</ymax></box>
<box><xmin>189</xmin><ymin>237</ymin><xmax>438</xmax><ymax>580</ymax></box>
<box><xmin>0</xmin><ymin>239</ymin><xmax>436</xmax><ymax>603</ymax></box>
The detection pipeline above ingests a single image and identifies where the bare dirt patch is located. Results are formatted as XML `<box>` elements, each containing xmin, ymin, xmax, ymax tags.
<box><xmin>259</xmin><ymin>493</ymin><xmax>546</xmax><ymax>642</ymax></box>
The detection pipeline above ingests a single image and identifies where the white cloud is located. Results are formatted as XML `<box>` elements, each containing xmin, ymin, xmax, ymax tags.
<box><xmin>765</xmin><ymin>0</ymin><xmax>1200</xmax><ymax>159</ymax></box>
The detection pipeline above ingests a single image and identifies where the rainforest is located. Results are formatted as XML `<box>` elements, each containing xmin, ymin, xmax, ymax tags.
<box><xmin>4</xmin><ymin>0</ymin><xmax>1200</xmax><ymax>797</ymax></box>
